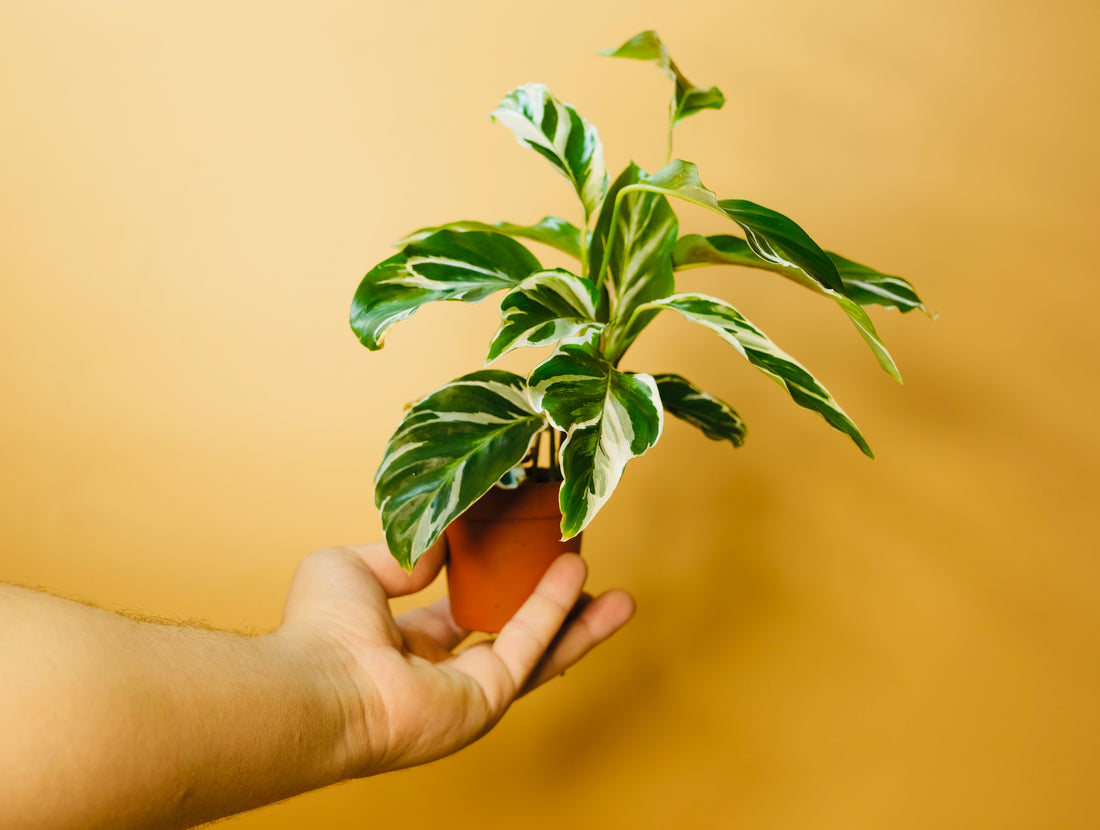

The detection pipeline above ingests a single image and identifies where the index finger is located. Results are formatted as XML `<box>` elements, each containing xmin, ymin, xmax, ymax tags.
<box><xmin>491</xmin><ymin>553</ymin><xmax>588</xmax><ymax>690</ymax></box>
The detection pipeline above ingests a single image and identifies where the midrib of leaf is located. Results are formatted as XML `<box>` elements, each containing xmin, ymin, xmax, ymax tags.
<box><xmin>592</xmin><ymin>184</ymin><xmax>664</xmax><ymax>354</ymax></box>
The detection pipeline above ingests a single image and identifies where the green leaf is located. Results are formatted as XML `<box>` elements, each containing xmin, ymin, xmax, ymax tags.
<box><xmin>599</xmin><ymin>30</ymin><xmax>725</xmax><ymax>127</ymax></box>
<box><xmin>639</xmin><ymin>159</ymin><xmax>725</xmax><ymax>213</ymax></box>
<box><xmin>399</xmin><ymin>216</ymin><xmax>584</xmax><ymax>260</ymax></box>
<box><xmin>675</xmin><ymin>233</ymin><xmax>926</xmax><ymax>315</ymax></box>
<box><xmin>589</xmin><ymin>163</ymin><xmax>678</xmax><ymax>359</ymax></box>
<box><xmin>528</xmin><ymin>342</ymin><xmax>663</xmax><ymax>537</ymax></box>
<box><xmin>635</xmin><ymin>293</ymin><xmax>873</xmax><ymax>457</ymax></box>
<box><xmin>719</xmin><ymin>199</ymin><xmax>846</xmax><ymax>295</ymax></box>
<box><xmin>828</xmin><ymin>251</ymin><xmax>928</xmax><ymax>314</ymax></box>
<box><xmin>492</xmin><ymin>84</ymin><xmax>610</xmax><ymax>220</ymax></box>
<box><xmin>487</xmin><ymin>269</ymin><xmax>603</xmax><ymax>362</ymax></box>
<box><xmin>673</xmin><ymin>233</ymin><xmax>771</xmax><ymax>271</ymax></box>
<box><xmin>350</xmin><ymin>230</ymin><xmax>541</xmax><ymax>350</ymax></box>
<box><xmin>636</xmin><ymin>160</ymin><xmax>847</xmax><ymax>295</ymax></box>
<box><xmin>374</xmin><ymin>370</ymin><xmax>548</xmax><ymax>570</ymax></box>
<box><xmin>654</xmin><ymin>373</ymin><xmax>746</xmax><ymax>447</ymax></box>
<box><xmin>672</xmin><ymin>234</ymin><xmax>904</xmax><ymax>382</ymax></box>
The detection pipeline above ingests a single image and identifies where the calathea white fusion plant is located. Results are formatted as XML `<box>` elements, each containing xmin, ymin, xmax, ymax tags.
<box><xmin>350</xmin><ymin>31</ymin><xmax>927</xmax><ymax>571</ymax></box>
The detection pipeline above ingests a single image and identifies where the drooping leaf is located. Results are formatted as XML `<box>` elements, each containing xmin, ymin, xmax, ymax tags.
<box><xmin>399</xmin><ymin>216</ymin><xmax>584</xmax><ymax>260</ymax></box>
<box><xmin>350</xmin><ymin>230</ymin><xmax>541</xmax><ymax>350</ymax></box>
<box><xmin>374</xmin><ymin>370</ymin><xmax>547</xmax><ymax>570</ymax></box>
<box><xmin>599</xmin><ymin>30</ymin><xmax>725</xmax><ymax>127</ymax></box>
<box><xmin>827</xmin><ymin>251</ymin><xmax>928</xmax><ymax>314</ymax></box>
<box><xmin>677</xmin><ymin>234</ymin><xmax>926</xmax><ymax>311</ymax></box>
<box><xmin>654</xmin><ymin>373</ymin><xmax>746</xmax><ymax>447</ymax></box>
<box><xmin>589</xmin><ymin>163</ymin><xmax>678</xmax><ymax>358</ymax></box>
<box><xmin>487</xmin><ymin>269</ymin><xmax>603</xmax><ymax>362</ymax></box>
<box><xmin>528</xmin><ymin>342</ymin><xmax>663</xmax><ymax>538</ymax></box>
<box><xmin>719</xmin><ymin>199</ymin><xmax>847</xmax><ymax>295</ymax></box>
<box><xmin>672</xmin><ymin>234</ymin><xmax>904</xmax><ymax>381</ymax></box>
<box><xmin>635</xmin><ymin>293</ymin><xmax>873</xmax><ymax>456</ymax></box>
<box><xmin>492</xmin><ymin>84</ymin><xmax>609</xmax><ymax>220</ymax></box>
<box><xmin>637</xmin><ymin>160</ymin><xmax>846</xmax><ymax>295</ymax></box>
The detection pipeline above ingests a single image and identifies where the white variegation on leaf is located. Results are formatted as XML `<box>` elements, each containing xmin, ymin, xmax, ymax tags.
<box><xmin>492</xmin><ymin>84</ymin><xmax>610</xmax><ymax>221</ymax></box>
<box><xmin>399</xmin><ymin>216</ymin><xmax>584</xmax><ymax>260</ymax></box>
<box><xmin>528</xmin><ymin>342</ymin><xmax>663</xmax><ymax>538</ymax></box>
<box><xmin>654</xmin><ymin>373</ymin><xmax>746</xmax><ymax>447</ymax></box>
<box><xmin>374</xmin><ymin>370</ymin><xmax>548</xmax><ymax>571</ymax></box>
<box><xmin>635</xmin><ymin>293</ymin><xmax>873</xmax><ymax>457</ymax></box>
<box><xmin>589</xmin><ymin>163</ymin><xmax>678</xmax><ymax>360</ymax></box>
<box><xmin>350</xmin><ymin>230</ymin><xmax>541</xmax><ymax>350</ymax></box>
<box><xmin>672</xmin><ymin>234</ymin><xmax>907</xmax><ymax>382</ymax></box>
<box><xmin>487</xmin><ymin>269</ymin><xmax>603</xmax><ymax>362</ymax></box>
<box><xmin>351</xmin><ymin>32</ymin><xmax>927</xmax><ymax>578</ymax></box>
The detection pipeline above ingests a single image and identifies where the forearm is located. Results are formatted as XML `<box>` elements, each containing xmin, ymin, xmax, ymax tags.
<box><xmin>0</xmin><ymin>584</ymin><xmax>357</xmax><ymax>830</ymax></box>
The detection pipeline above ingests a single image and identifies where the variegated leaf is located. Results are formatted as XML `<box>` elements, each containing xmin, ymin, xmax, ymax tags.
<box><xmin>654</xmin><ymin>373</ymin><xmax>746</xmax><ymax>447</ymax></box>
<box><xmin>399</xmin><ymin>216</ymin><xmax>584</xmax><ymax>260</ymax></box>
<box><xmin>487</xmin><ymin>269</ymin><xmax>602</xmax><ymax>362</ymax></box>
<box><xmin>492</xmin><ymin>84</ymin><xmax>610</xmax><ymax>220</ymax></box>
<box><xmin>374</xmin><ymin>370</ymin><xmax>547</xmax><ymax>570</ymax></box>
<box><xmin>350</xmin><ymin>230</ymin><xmax>541</xmax><ymax>350</ymax></box>
<box><xmin>637</xmin><ymin>160</ymin><xmax>846</xmax><ymax>295</ymax></box>
<box><xmin>635</xmin><ymin>293</ymin><xmax>873</xmax><ymax>457</ymax></box>
<box><xmin>599</xmin><ymin>30</ymin><xmax>725</xmax><ymax>127</ymax></box>
<box><xmin>589</xmin><ymin>163</ymin><xmax>678</xmax><ymax>358</ymax></box>
<box><xmin>528</xmin><ymin>342</ymin><xmax>663</xmax><ymax>538</ymax></box>
<box><xmin>672</xmin><ymin>234</ymin><xmax>905</xmax><ymax>382</ymax></box>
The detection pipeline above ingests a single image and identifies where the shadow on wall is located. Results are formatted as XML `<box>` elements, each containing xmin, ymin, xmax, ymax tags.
<box><xmin>514</xmin><ymin>424</ymin><xmax>789</xmax><ymax>781</ymax></box>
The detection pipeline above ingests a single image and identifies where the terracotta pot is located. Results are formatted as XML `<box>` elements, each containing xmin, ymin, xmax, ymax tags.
<box><xmin>444</xmin><ymin>480</ymin><xmax>582</xmax><ymax>633</ymax></box>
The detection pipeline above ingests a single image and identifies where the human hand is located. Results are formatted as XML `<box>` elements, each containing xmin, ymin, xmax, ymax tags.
<box><xmin>275</xmin><ymin>541</ymin><xmax>635</xmax><ymax>777</ymax></box>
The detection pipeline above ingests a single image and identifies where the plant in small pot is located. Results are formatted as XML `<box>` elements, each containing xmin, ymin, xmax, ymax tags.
<box><xmin>350</xmin><ymin>31</ymin><xmax>928</xmax><ymax>632</ymax></box>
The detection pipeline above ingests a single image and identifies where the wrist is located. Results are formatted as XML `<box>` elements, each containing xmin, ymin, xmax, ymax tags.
<box><xmin>262</xmin><ymin>624</ymin><xmax>381</xmax><ymax>782</ymax></box>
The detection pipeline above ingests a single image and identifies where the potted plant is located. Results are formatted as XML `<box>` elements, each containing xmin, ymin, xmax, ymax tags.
<box><xmin>350</xmin><ymin>31</ymin><xmax>927</xmax><ymax>631</ymax></box>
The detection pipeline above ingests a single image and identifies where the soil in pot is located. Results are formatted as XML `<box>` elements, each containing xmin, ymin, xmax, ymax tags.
<box><xmin>444</xmin><ymin>480</ymin><xmax>581</xmax><ymax>633</ymax></box>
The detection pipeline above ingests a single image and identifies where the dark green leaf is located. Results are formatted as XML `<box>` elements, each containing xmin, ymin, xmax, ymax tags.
<box><xmin>350</xmin><ymin>230</ymin><xmax>541</xmax><ymax>350</ymax></box>
<box><xmin>828</xmin><ymin>251</ymin><xmax>928</xmax><ymax>314</ymax></box>
<box><xmin>654</xmin><ymin>373</ymin><xmax>746</xmax><ymax>447</ymax></box>
<box><xmin>718</xmin><ymin>199</ymin><xmax>846</xmax><ymax>295</ymax></box>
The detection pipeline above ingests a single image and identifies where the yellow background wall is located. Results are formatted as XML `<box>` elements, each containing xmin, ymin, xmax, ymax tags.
<box><xmin>3</xmin><ymin>1</ymin><xmax>1098</xmax><ymax>827</ymax></box>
